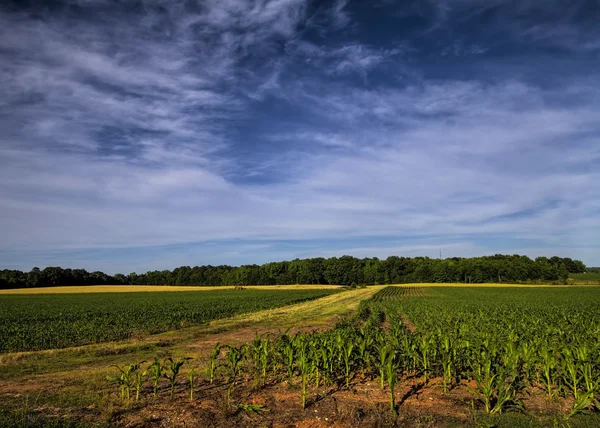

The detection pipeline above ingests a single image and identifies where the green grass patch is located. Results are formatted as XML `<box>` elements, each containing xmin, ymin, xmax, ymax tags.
<box><xmin>570</xmin><ymin>272</ymin><xmax>600</xmax><ymax>282</ymax></box>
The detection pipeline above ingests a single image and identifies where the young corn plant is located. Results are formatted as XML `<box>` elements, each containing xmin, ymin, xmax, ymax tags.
<box><xmin>189</xmin><ymin>368</ymin><xmax>196</xmax><ymax>401</ymax></box>
<box><xmin>320</xmin><ymin>338</ymin><xmax>335</xmax><ymax>384</ymax></box>
<box><xmin>356</xmin><ymin>327</ymin><xmax>375</xmax><ymax>377</ymax></box>
<box><xmin>520</xmin><ymin>340</ymin><xmax>536</xmax><ymax>385</ymax></box>
<box><xmin>134</xmin><ymin>368</ymin><xmax>147</xmax><ymax>401</ymax></box>
<box><xmin>309</xmin><ymin>338</ymin><xmax>322</xmax><ymax>388</ymax></box>
<box><xmin>538</xmin><ymin>347</ymin><xmax>557</xmax><ymax>397</ymax></box>
<box><xmin>250</xmin><ymin>334</ymin><xmax>270</xmax><ymax>387</ymax></box>
<box><xmin>107</xmin><ymin>362</ymin><xmax>145</xmax><ymax>402</ymax></box>
<box><xmin>566</xmin><ymin>390</ymin><xmax>598</xmax><ymax>419</ymax></box>
<box><xmin>376</xmin><ymin>341</ymin><xmax>391</xmax><ymax>389</ymax></box>
<box><xmin>439</xmin><ymin>332</ymin><xmax>455</xmax><ymax>394</ymax></box>
<box><xmin>383</xmin><ymin>346</ymin><xmax>399</xmax><ymax>415</ymax></box>
<box><xmin>225</xmin><ymin>344</ymin><xmax>247</xmax><ymax>404</ymax></box>
<box><xmin>576</xmin><ymin>345</ymin><xmax>598</xmax><ymax>394</ymax></box>
<box><xmin>208</xmin><ymin>343</ymin><xmax>222</xmax><ymax>385</ymax></box>
<box><xmin>470</xmin><ymin>352</ymin><xmax>496</xmax><ymax>414</ymax></box>
<box><xmin>469</xmin><ymin>348</ymin><xmax>516</xmax><ymax>415</ymax></box>
<box><xmin>561</xmin><ymin>350</ymin><xmax>581</xmax><ymax>401</ymax></box>
<box><xmin>341</xmin><ymin>337</ymin><xmax>355</xmax><ymax>388</ymax></box>
<box><xmin>416</xmin><ymin>333</ymin><xmax>433</xmax><ymax>384</ymax></box>
<box><xmin>147</xmin><ymin>358</ymin><xmax>164</xmax><ymax>399</ymax></box>
<box><xmin>295</xmin><ymin>338</ymin><xmax>311</xmax><ymax>409</ymax></box>
<box><xmin>164</xmin><ymin>357</ymin><xmax>192</xmax><ymax>400</ymax></box>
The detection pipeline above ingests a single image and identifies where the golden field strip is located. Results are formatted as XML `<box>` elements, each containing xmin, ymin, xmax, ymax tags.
<box><xmin>1</xmin><ymin>282</ymin><xmax>593</xmax><ymax>294</ymax></box>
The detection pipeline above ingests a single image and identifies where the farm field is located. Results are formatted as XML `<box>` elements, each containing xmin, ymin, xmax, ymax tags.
<box><xmin>0</xmin><ymin>284</ymin><xmax>344</xmax><ymax>294</ymax></box>
<box><xmin>569</xmin><ymin>272</ymin><xmax>600</xmax><ymax>284</ymax></box>
<box><xmin>1</xmin><ymin>285</ymin><xmax>600</xmax><ymax>427</ymax></box>
<box><xmin>194</xmin><ymin>285</ymin><xmax>600</xmax><ymax>427</ymax></box>
<box><xmin>0</xmin><ymin>288</ymin><xmax>340</xmax><ymax>353</ymax></box>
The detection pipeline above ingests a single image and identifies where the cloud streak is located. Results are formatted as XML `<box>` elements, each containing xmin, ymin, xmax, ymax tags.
<box><xmin>0</xmin><ymin>0</ymin><xmax>599</xmax><ymax>272</ymax></box>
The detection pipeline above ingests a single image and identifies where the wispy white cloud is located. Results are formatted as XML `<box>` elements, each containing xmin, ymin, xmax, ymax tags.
<box><xmin>286</xmin><ymin>40</ymin><xmax>403</xmax><ymax>77</ymax></box>
<box><xmin>0</xmin><ymin>0</ymin><xmax>599</xmax><ymax>271</ymax></box>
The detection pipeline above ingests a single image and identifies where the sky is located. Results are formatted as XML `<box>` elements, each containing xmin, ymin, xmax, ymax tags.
<box><xmin>0</xmin><ymin>0</ymin><xmax>599</xmax><ymax>274</ymax></box>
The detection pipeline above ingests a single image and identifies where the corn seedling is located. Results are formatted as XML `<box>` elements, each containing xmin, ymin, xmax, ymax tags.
<box><xmin>416</xmin><ymin>333</ymin><xmax>433</xmax><ymax>384</ymax></box>
<box><xmin>237</xmin><ymin>403</ymin><xmax>267</xmax><ymax>414</ymax></box>
<box><xmin>208</xmin><ymin>343</ymin><xmax>222</xmax><ymax>385</ymax></box>
<box><xmin>225</xmin><ymin>344</ymin><xmax>246</xmax><ymax>404</ymax></box>
<box><xmin>383</xmin><ymin>346</ymin><xmax>399</xmax><ymax>414</ymax></box>
<box><xmin>295</xmin><ymin>337</ymin><xmax>311</xmax><ymax>409</ymax></box>
<box><xmin>164</xmin><ymin>357</ymin><xmax>192</xmax><ymax>400</ymax></box>
<box><xmin>134</xmin><ymin>369</ymin><xmax>146</xmax><ymax>401</ymax></box>
<box><xmin>439</xmin><ymin>331</ymin><xmax>455</xmax><ymax>394</ymax></box>
<box><xmin>561</xmin><ymin>350</ymin><xmax>581</xmax><ymax>400</ymax></box>
<box><xmin>250</xmin><ymin>333</ymin><xmax>270</xmax><ymax>387</ymax></box>
<box><xmin>279</xmin><ymin>334</ymin><xmax>296</xmax><ymax>383</ymax></box>
<box><xmin>106</xmin><ymin>362</ymin><xmax>145</xmax><ymax>402</ymax></box>
<box><xmin>147</xmin><ymin>358</ymin><xmax>164</xmax><ymax>399</ymax></box>
<box><xmin>539</xmin><ymin>347</ymin><xmax>557</xmax><ymax>397</ymax></box>
<box><xmin>189</xmin><ymin>368</ymin><xmax>197</xmax><ymax>401</ymax></box>
<box><xmin>566</xmin><ymin>390</ymin><xmax>597</xmax><ymax>419</ymax></box>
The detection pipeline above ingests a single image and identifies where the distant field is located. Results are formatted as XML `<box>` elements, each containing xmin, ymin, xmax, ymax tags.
<box><xmin>0</xmin><ymin>284</ymin><xmax>343</xmax><ymax>294</ymax></box>
<box><xmin>570</xmin><ymin>272</ymin><xmax>600</xmax><ymax>283</ymax></box>
<box><xmin>0</xmin><ymin>288</ymin><xmax>340</xmax><ymax>353</ymax></box>
<box><xmin>390</xmin><ymin>282</ymin><xmax>600</xmax><ymax>288</ymax></box>
<box><xmin>2</xmin><ymin>282</ymin><xmax>594</xmax><ymax>295</ymax></box>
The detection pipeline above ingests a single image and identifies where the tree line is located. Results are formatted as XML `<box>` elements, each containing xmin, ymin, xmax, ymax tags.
<box><xmin>0</xmin><ymin>255</ymin><xmax>586</xmax><ymax>289</ymax></box>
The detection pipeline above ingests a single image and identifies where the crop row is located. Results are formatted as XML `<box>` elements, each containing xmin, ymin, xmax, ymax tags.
<box><xmin>372</xmin><ymin>285</ymin><xmax>425</xmax><ymax>301</ymax></box>
<box><xmin>167</xmin><ymin>286</ymin><xmax>600</xmax><ymax>418</ymax></box>
<box><xmin>0</xmin><ymin>288</ymin><xmax>338</xmax><ymax>353</ymax></box>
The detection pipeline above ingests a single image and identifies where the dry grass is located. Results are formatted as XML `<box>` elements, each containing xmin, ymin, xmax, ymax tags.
<box><xmin>208</xmin><ymin>285</ymin><xmax>385</xmax><ymax>329</ymax></box>
<box><xmin>0</xmin><ymin>284</ymin><xmax>344</xmax><ymax>295</ymax></box>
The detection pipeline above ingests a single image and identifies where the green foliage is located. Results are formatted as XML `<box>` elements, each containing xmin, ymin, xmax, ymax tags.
<box><xmin>0</xmin><ymin>254</ymin><xmax>585</xmax><ymax>290</ymax></box>
<box><xmin>164</xmin><ymin>357</ymin><xmax>192</xmax><ymax>400</ymax></box>
<box><xmin>570</xmin><ymin>271</ymin><xmax>600</xmax><ymax>283</ymax></box>
<box><xmin>106</xmin><ymin>362</ymin><xmax>145</xmax><ymax>401</ymax></box>
<box><xmin>99</xmin><ymin>286</ymin><xmax>600</xmax><ymax>420</ymax></box>
<box><xmin>237</xmin><ymin>403</ymin><xmax>267</xmax><ymax>414</ymax></box>
<box><xmin>147</xmin><ymin>358</ymin><xmax>164</xmax><ymax>399</ymax></box>
<box><xmin>207</xmin><ymin>343</ymin><xmax>223</xmax><ymax>385</ymax></box>
<box><xmin>0</xmin><ymin>289</ymin><xmax>338</xmax><ymax>352</ymax></box>
<box><xmin>211</xmin><ymin>285</ymin><xmax>600</xmax><ymax>415</ymax></box>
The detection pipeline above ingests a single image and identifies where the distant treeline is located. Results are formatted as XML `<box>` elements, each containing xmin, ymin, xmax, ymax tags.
<box><xmin>0</xmin><ymin>255</ymin><xmax>586</xmax><ymax>289</ymax></box>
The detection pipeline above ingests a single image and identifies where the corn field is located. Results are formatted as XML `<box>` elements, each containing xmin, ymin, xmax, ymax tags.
<box><xmin>0</xmin><ymin>288</ymin><xmax>338</xmax><ymax>352</ymax></box>
<box><xmin>112</xmin><ymin>286</ymin><xmax>600</xmax><ymax>419</ymax></box>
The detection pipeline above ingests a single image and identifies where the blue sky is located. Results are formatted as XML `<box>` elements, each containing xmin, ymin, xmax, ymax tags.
<box><xmin>0</xmin><ymin>0</ymin><xmax>599</xmax><ymax>274</ymax></box>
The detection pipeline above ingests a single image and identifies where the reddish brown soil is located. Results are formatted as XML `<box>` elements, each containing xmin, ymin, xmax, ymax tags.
<box><xmin>107</xmin><ymin>372</ymin><xmax>574</xmax><ymax>428</ymax></box>
<box><xmin>401</xmin><ymin>314</ymin><xmax>417</xmax><ymax>333</ymax></box>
